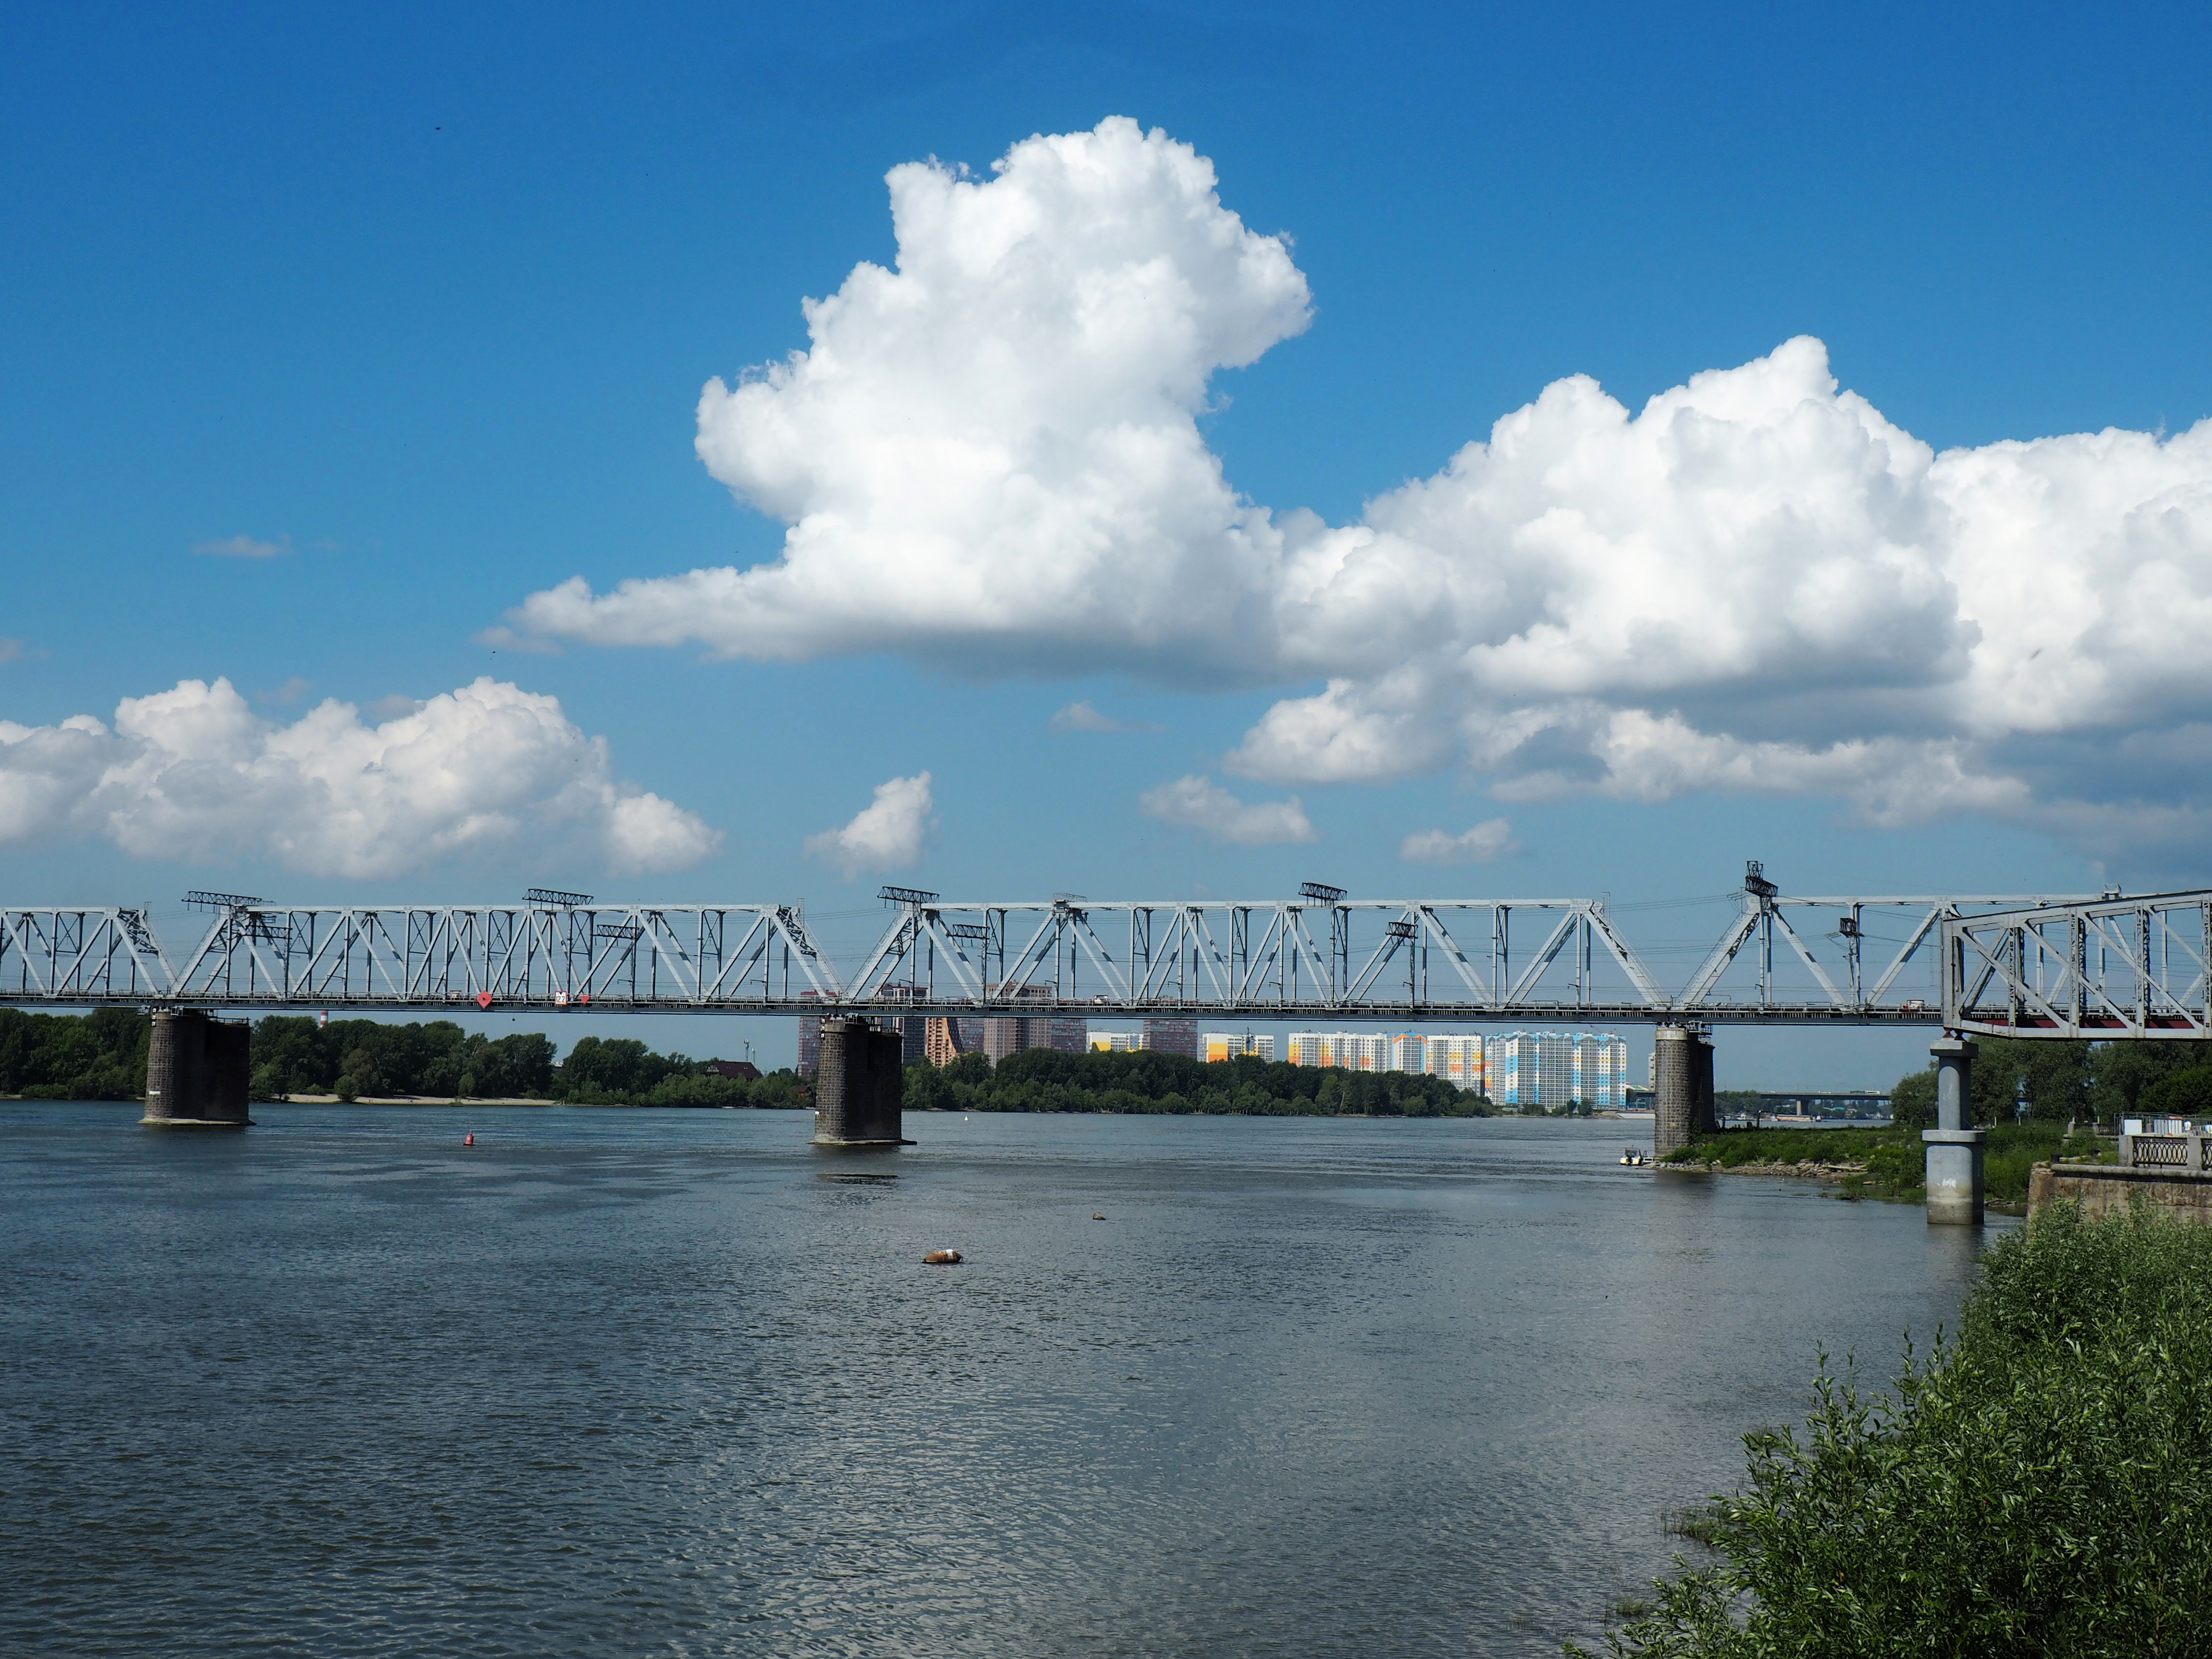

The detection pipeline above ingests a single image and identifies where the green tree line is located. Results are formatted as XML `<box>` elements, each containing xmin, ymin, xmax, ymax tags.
<box><xmin>258</xmin><ymin>1019</ymin><xmax>807</xmax><ymax>1107</ymax></box>
<box><xmin>1889</xmin><ymin>1033</ymin><xmax>2212</xmax><ymax>1128</ymax></box>
<box><xmin>904</xmin><ymin>1046</ymin><xmax>1493</xmax><ymax>1117</ymax></box>
<box><xmin>0</xmin><ymin>1008</ymin><xmax>149</xmax><ymax>1099</ymax></box>
<box><xmin>0</xmin><ymin>1009</ymin><xmax>805</xmax><ymax>1108</ymax></box>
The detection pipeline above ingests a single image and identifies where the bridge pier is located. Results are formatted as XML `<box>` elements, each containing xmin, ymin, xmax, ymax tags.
<box><xmin>1653</xmin><ymin>1025</ymin><xmax>1716</xmax><ymax>1158</ymax></box>
<box><xmin>811</xmin><ymin>1018</ymin><xmax>912</xmax><ymax>1149</ymax></box>
<box><xmin>1923</xmin><ymin>1037</ymin><xmax>1984</xmax><ymax>1225</ymax></box>
<box><xmin>141</xmin><ymin>1009</ymin><xmax>253</xmax><ymax>1127</ymax></box>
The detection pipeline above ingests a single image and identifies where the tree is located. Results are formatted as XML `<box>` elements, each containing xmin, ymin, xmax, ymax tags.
<box><xmin>1890</xmin><ymin>1064</ymin><xmax>1935</xmax><ymax>1130</ymax></box>
<box><xmin>1965</xmin><ymin>1036</ymin><xmax>2092</xmax><ymax>1124</ymax></box>
<box><xmin>2139</xmin><ymin>1064</ymin><xmax>2212</xmax><ymax>1119</ymax></box>
<box><xmin>2092</xmin><ymin>1038</ymin><xmax>2212</xmax><ymax>1122</ymax></box>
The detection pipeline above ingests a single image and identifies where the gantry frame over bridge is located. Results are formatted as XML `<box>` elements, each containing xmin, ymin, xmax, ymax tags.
<box><xmin>3</xmin><ymin>870</ymin><xmax>2199</xmax><ymax>1034</ymax></box>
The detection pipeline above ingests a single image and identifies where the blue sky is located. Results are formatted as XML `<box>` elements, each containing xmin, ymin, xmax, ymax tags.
<box><xmin>4</xmin><ymin>0</ymin><xmax>2209</xmax><ymax>1083</ymax></box>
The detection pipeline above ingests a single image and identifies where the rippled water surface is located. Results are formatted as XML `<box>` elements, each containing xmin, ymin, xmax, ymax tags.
<box><xmin>0</xmin><ymin>1105</ymin><xmax>2002</xmax><ymax>1656</ymax></box>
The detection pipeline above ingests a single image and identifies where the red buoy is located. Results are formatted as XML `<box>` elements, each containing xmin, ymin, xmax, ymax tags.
<box><xmin>465</xmin><ymin>1133</ymin><xmax>475</xmax><ymax>1146</ymax></box>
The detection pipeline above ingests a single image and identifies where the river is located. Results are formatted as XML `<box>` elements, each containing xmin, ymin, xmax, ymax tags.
<box><xmin>0</xmin><ymin>1105</ymin><xmax>1999</xmax><ymax>1656</ymax></box>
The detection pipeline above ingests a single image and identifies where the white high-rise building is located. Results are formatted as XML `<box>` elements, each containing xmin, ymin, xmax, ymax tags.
<box><xmin>1491</xmin><ymin>1031</ymin><xmax>1629</xmax><ymax>1110</ymax></box>
<box><xmin>1089</xmin><ymin>1030</ymin><xmax>1144</xmax><ymax>1052</ymax></box>
<box><xmin>1203</xmin><ymin>1032</ymin><xmax>1277</xmax><ymax>1062</ymax></box>
<box><xmin>1390</xmin><ymin>1034</ymin><xmax>1429</xmax><ymax>1073</ymax></box>
<box><xmin>1287</xmin><ymin>1032</ymin><xmax>1392</xmax><ymax>1071</ymax></box>
<box><xmin>1423</xmin><ymin>1034</ymin><xmax>1485</xmax><ymax>1092</ymax></box>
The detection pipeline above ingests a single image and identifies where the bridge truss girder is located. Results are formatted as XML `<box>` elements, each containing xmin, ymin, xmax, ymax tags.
<box><xmin>1944</xmin><ymin>891</ymin><xmax>2212</xmax><ymax>1039</ymax></box>
<box><xmin>0</xmin><ymin>887</ymin><xmax>2142</xmax><ymax>1027</ymax></box>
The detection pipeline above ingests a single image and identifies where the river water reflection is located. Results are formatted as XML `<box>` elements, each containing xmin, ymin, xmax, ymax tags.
<box><xmin>0</xmin><ymin>1106</ymin><xmax>2002</xmax><ymax>1656</ymax></box>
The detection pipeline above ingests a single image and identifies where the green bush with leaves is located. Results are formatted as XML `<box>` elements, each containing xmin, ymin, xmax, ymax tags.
<box><xmin>1576</xmin><ymin>1204</ymin><xmax>2212</xmax><ymax>1657</ymax></box>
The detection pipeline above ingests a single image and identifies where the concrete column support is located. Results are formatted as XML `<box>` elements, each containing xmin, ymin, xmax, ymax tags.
<box><xmin>811</xmin><ymin>1019</ymin><xmax>912</xmax><ymax>1149</ymax></box>
<box><xmin>141</xmin><ymin>1010</ymin><xmax>252</xmax><ymax>1127</ymax></box>
<box><xmin>1924</xmin><ymin>1037</ymin><xmax>1984</xmax><ymax>1225</ymax></box>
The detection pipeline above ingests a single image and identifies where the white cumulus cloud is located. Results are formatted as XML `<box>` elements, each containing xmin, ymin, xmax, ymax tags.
<box><xmin>0</xmin><ymin>677</ymin><xmax>720</xmax><ymax>878</ymax></box>
<box><xmin>505</xmin><ymin>116</ymin><xmax>1310</xmax><ymax>680</ymax></box>
<box><xmin>1401</xmin><ymin>817</ymin><xmax>1519</xmax><ymax>865</ymax></box>
<box><xmin>499</xmin><ymin>118</ymin><xmax>2212</xmax><ymax>863</ymax></box>
<box><xmin>1139</xmin><ymin>774</ymin><xmax>1314</xmax><ymax>845</ymax></box>
<box><xmin>805</xmin><ymin>771</ymin><xmax>934</xmax><ymax>876</ymax></box>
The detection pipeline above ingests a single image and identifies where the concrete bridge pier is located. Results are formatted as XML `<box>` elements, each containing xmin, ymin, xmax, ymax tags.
<box><xmin>811</xmin><ymin>1018</ymin><xmax>913</xmax><ymax>1149</ymax></box>
<box><xmin>1923</xmin><ymin>1036</ymin><xmax>1984</xmax><ymax>1225</ymax></box>
<box><xmin>141</xmin><ymin>1009</ymin><xmax>253</xmax><ymax>1127</ymax></box>
<box><xmin>1652</xmin><ymin>1025</ymin><xmax>1716</xmax><ymax>1158</ymax></box>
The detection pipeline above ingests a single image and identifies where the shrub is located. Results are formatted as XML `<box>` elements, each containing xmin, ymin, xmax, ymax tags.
<box><xmin>1578</xmin><ymin>1205</ymin><xmax>2212</xmax><ymax>1657</ymax></box>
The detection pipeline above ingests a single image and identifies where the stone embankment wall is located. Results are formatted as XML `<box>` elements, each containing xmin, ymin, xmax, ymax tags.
<box><xmin>2028</xmin><ymin>1163</ymin><xmax>2212</xmax><ymax>1224</ymax></box>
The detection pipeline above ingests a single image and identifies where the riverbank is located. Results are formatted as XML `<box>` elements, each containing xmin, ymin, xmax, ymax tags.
<box><xmin>1585</xmin><ymin>1205</ymin><xmax>2212</xmax><ymax>1656</ymax></box>
<box><xmin>1660</xmin><ymin>1123</ymin><xmax>2079</xmax><ymax>1212</ymax></box>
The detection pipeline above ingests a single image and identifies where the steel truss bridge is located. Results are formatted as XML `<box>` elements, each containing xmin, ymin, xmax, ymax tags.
<box><xmin>0</xmin><ymin>872</ymin><xmax>2205</xmax><ymax>1038</ymax></box>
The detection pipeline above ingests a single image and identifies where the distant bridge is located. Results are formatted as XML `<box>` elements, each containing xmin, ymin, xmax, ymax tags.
<box><xmin>5</xmin><ymin>870</ymin><xmax>2206</xmax><ymax>1038</ymax></box>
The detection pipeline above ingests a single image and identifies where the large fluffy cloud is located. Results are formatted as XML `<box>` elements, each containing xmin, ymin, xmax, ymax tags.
<box><xmin>0</xmin><ymin>677</ymin><xmax>720</xmax><ymax>878</ymax></box>
<box><xmin>514</xmin><ymin>117</ymin><xmax>1309</xmax><ymax>681</ymax></box>
<box><xmin>503</xmin><ymin>118</ymin><xmax>2212</xmax><ymax>857</ymax></box>
<box><xmin>805</xmin><ymin>772</ymin><xmax>934</xmax><ymax>876</ymax></box>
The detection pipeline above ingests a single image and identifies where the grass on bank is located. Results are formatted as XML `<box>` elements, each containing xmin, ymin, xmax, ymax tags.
<box><xmin>1575</xmin><ymin>1203</ymin><xmax>2212</xmax><ymax>1658</ymax></box>
<box><xmin>1659</xmin><ymin>1123</ymin><xmax>2114</xmax><ymax>1206</ymax></box>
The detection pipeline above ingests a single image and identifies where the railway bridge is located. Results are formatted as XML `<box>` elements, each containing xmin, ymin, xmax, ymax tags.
<box><xmin>5</xmin><ymin>867</ymin><xmax>2206</xmax><ymax>1219</ymax></box>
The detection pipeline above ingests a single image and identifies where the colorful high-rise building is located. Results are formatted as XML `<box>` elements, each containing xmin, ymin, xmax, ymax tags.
<box><xmin>1490</xmin><ymin>1031</ymin><xmax>1629</xmax><ymax>1110</ymax></box>
<box><xmin>1286</xmin><ymin>1032</ymin><xmax>1392</xmax><ymax>1071</ymax></box>
<box><xmin>924</xmin><ymin>1017</ymin><xmax>967</xmax><ymax>1068</ymax></box>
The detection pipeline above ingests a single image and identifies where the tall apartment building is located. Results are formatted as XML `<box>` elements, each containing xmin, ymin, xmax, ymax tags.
<box><xmin>1142</xmin><ymin>1019</ymin><xmax>1199</xmax><ymax>1059</ymax></box>
<box><xmin>1390</xmin><ymin>1034</ymin><xmax>1428</xmax><ymax>1073</ymax></box>
<box><xmin>982</xmin><ymin>1015</ymin><xmax>1036</xmax><ymax>1064</ymax></box>
<box><xmin>796</xmin><ymin>990</ymin><xmax>827</xmax><ymax>1077</ymax></box>
<box><xmin>1202</xmin><ymin>1032</ymin><xmax>1276</xmax><ymax>1062</ymax></box>
<box><xmin>1423</xmin><ymin>1034</ymin><xmax>1485</xmax><ymax>1092</ymax></box>
<box><xmin>924</xmin><ymin>1016</ymin><xmax>968</xmax><ymax>1068</ymax></box>
<box><xmin>1048</xmin><ymin>1017</ymin><xmax>1088</xmax><ymax>1053</ymax></box>
<box><xmin>1489</xmin><ymin>1031</ymin><xmax>1630</xmax><ymax>1110</ymax></box>
<box><xmin>1287</xmin><ymin>1032</ymin><xmax>1392</xmax><ymax>1071</ymax></box>
<box><xmin>1091</xmin><ymin>1030</ymin><xmax>1145</xmax><ymax>1052</ymax></box>
<box><xmin>980</xmin><ymin>986</ymin><xmax>1060</xmax><ymax>1065</ymax></box>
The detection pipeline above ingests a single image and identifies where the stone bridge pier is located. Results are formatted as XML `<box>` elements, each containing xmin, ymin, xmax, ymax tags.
<box><xmin>141</xmin><ymin>1009</ymin><xmax>253</xmax><ymax>1127</ymax></box>
<box><xmin>811</xmin><ymin>1018</ymin><xmax>913</xmax><ymax>1149</ymax></box>
<box><xmin>1652</xmin><ymin>1025</ymin><xmax>1716</xmax><ymax>1158</ymax></box>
